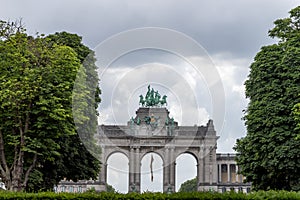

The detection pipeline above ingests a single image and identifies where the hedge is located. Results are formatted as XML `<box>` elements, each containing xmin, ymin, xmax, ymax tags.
<box><xmin>0</xmin><ymin>190</ymin><xmax>299</xmax><ymax>199</ymax></box>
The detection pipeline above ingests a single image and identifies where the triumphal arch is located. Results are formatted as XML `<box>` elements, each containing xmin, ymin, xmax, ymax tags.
<box><xmin>97</xmin><ymin>85</ymin><xmax>219</xmax><ymax>193</ymax></box>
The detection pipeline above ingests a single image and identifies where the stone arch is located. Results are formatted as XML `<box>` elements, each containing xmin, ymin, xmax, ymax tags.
<box><xmin>140</xmin><ymin>150</ymin><xmax>165</xmax><ymax>164</ymax></box>
<box><xmin>140</xmin><ymin>151</ymin><xmax>164</xmax><ymax>192</ymax></box>
<box><xmin>106</xmin><ymin>151</ymin><xmax>129</xmax><ymax>193</ymax></box>
<box><xmin>105</xmin><ymin>149</ymin><xmax>129</xmax><ymax>164</ymax></box>
<box><xmin>98</xmin><ymin>107</ymin><xmax>219</xmax><ymax>192</ymax></box>
<box><xmin>175</xmin><ymin>152</ymin><xmax>198</xmax><ymax>191</ymax></box>
<box><xmin>175</xmin><ymin>150</ymin><xmax>199</xmax><ymax>164</ymax></box>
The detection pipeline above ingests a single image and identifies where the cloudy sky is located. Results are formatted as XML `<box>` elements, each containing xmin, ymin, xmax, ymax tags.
<box><xmin>1</xmin><ymin>0</ymin><xmax>299</xmax><ymax>193</ymax></box>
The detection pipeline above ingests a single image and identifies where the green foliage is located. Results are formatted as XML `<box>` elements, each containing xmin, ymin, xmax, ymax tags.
<box><xmin>0</xmin><ymin>190</ymin><xmax>300</xmax><ymax>200</ymax></box>
<box><xmin>0</xmin><ymin>21</ymin><xmax>101</xmax><ymax>191</ymax></box>
<box><xmin>179</xmin><ymin>177</ymin><xmax>197</xmax><ymax>192</ymax></box>
<box><xmin>47</xmin><ymin>31</ymin><xmax>102</xmax><ymax>158</ymax></box>
<box><xmin>235</xmin><ymin>6</ymin><xmax>300</xmax><ymax>191</ymax></box>
<box><xmin>26</xmin><ymin>32</ymin><xmax>101</xmax><ymax>192</ymax></box>
<box><xmin>293</xmin><ymin>103</ymin><xmax>300</xmax><ymax>136</ymax></box>
<box><xmin>85</xmin><ymin>184</ymin><xmax>117</xmax><ymax>194</ymax></box>
<box><xmin>106</xmin><ymin>184</ymin><xmax>116</xmax><ymax>193</ymax></box>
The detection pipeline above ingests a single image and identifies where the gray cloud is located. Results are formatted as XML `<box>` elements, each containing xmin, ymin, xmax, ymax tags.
<box><xmin>1</xmin><ymin>0</ymin><xmax>298</xmax><ymax>192</ymax></box>
<box><xmin>2</xmin><ymin>0</ymin><xmax>298</xmax><ymax>58</ymax></box>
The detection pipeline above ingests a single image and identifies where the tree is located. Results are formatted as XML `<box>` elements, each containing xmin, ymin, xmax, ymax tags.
<box><xmin>106</xmin><ymin>184</ymin><xmax>116</xmax><ymax>193</ymax></box>
<box><xmin>46</xmin><ymin>32</ymin><xmax>101</xmax><ymax>154</ymax></box>
<box><xmin>293</xmin><ymin>103</ymin><xmax>300</xmax><ymax>136</ymax></box>
<box><xmin>0</xmin><ymin>21</ymin><xmax>101</xmax><ymax>191</ymax></box>
<box><xmin>234</xmin><ymin>6</ymin><xmax>300</xmax><ymax>191</ymax></box>
<box><xmin>25</xmin><ymin>32</ymin><xmax>101</xmax><ymax>192</ymax></box>
<box><xmin>178</xmin><ymin>177</ymin><xmax>197</xmax><ymax>192</ymax></box>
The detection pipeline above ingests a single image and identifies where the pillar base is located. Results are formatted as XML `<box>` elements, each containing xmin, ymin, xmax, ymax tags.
<box><xmin>129</xmin><ymin>183</ymin><xmax>140</xmax><ymax>193</ymax></box>
<box><xmin>163</xmin><ymin>184</ymin><xmax>175</xmax><ymax>193</ymax></box>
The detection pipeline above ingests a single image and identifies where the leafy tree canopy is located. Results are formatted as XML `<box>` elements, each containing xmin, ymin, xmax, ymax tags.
<box><xmin>178</xmin><ymin>177</ymin><xmax>197</xmax><ymax>192</ymax></box>
<box><xmin>294</xmin><ymin>103</ymin><xmax>300</xmax><ymax>135</ymax></box>
<box><xmin>0</xmin><ymin>20</ymin><xmax>101</xmax><ymax>191</ymax></box>
<box><xmin>234</xmin><ymin>6</ymin><xmax>300</xmax><ymax>191</ymax></box>
<box><xmin>106</xmin><ymin>184</ymin><xmax>116</xmax><ymax>193</ymax></box>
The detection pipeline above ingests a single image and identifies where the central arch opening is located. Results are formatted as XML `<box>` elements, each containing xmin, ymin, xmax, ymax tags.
<box><xmin>107</xmin><ymin>152</ymin><xmax>129</xmax><ymax>193</ymax></box>
<box><xmin>176</xmin><ymin>153</ymin><xmax>197</xmax><ymax>192</ymax></box>
<box><xmin>141</xmin><ymin>152</ymin><xmax>163</xmax><ymax>192</ymax></box>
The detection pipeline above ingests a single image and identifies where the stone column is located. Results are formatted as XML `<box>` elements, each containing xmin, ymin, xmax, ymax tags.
<box><xmin>197</xmin><ymin>147</ymin><xmax>204</xmax><ymax>191</ymax></box>
<box><xmin>168</xmin><ymin>147</ymin><xmax>175</xmax><ymax>193</ymax></box>
<box><xmin>209</xmin><ymin>164</ymin><xmax>213</xmax><ymax>184</ymax></box>
<box><xmin>203</xmin><ymin>147</ymin><xmax>208</xmax><ymax>185</ymax></box>
<box><xmin>163</xmin><ymin>147</ymin><xmax>169</xmax><ymax>192</ymax></box>
<box><xmin>211</xmin><ymin>148</ymin><xmax>218</xmax><ymax>187</ymax></box>
<box><xmin>235</xmin><ymin>165</ymin><xmax>239</xmax><ymax>183</ymax></box>
<box><xmin>227</xmin><ymin>164</ymin><xmax>230</xmax><ymax>183</ymax></box>
<box><xmin>99</xmin><ymin>163</ymin><xmax>107</xmax><ymax>183</ymax></box>
<box><xmin>128</xmin><ymin>147</ymin><xmax>135</xmax><ymax>191</ymax></box>
<box><xmin>98</xmin><ymin>147</ymin><xmax>107</xmax><ymax>191</ymax></box>
<box><xmin>218</xmin><ymin>164</ymin><xmax>222</xmax><ymax>183</ymax></box>
<box><xmin>135</xmin><ymin>147</ymin><xmax>141</xmax><ymax>192</ymax></box>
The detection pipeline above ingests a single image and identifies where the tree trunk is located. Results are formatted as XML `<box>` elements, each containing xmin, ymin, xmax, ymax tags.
<box><xmin>2</xmin><ymin>107</ymin><xmax>35</xmax><ymax>192</ymax></box>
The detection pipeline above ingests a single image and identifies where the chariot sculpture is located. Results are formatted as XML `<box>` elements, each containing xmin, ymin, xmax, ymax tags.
<box><xmin>139</xmin><ymin>85</ymin><xmax>167</xmax><ymax>107</ymax></box>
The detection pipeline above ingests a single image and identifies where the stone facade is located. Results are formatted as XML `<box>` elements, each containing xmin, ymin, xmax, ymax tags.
<box><xmin>216</xmin><ymin>153</ymin><xmax>251</xmax><ymax>193</ymax></box>
<box><xmin>57</xmin><ymin>107</ymin><xmax>251</xmax><ymax>193</ymax></box>
<box><xmin>97</xmin><ymin>107</ymin><xmax>219</xmax><ymax>193</ymax></box>
<box><xmin>55</xmin><ymin>179</ymin><xmax>100</xmax><ymax>193</ymax></box>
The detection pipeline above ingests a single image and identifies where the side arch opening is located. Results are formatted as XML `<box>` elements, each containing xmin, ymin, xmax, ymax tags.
<box><xmin>176</xmin><ymin>152</ymin><xmax>197</xmax><ymax>192</ymax></box>
<box><xmin>107</xmin><ymin>152</ymin><xmax>129</xmax><ymax>193</ymax></box>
